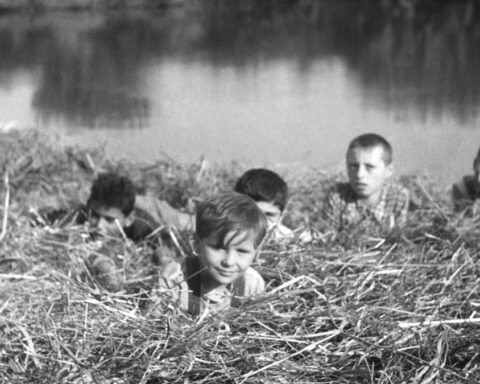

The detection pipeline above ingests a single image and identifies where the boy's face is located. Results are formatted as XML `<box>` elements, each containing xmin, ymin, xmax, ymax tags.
<box><xmin>255</xmin><ymin>201</ymin><xmax>282</xmax><ymax>228</ymax></box>
<box><xmin>198</xmin><ymin>230</ymin><xmax>257</xmax><ymax>288</ymax></box>
<box><xmin>88</xmin><ymin>203</ymin><xmax>129</xmax><ymax>238</ymax></box>
<box><xmin>346</xmin><ymin>145</ymin><xmax>393</xmax><ymax>204</ymax></box>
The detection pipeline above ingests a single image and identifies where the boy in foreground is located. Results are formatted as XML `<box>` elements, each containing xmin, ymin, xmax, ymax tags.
<box><xmin>234</xmin><ymin>168</ymin><xmax>293</xmax><ymax>240</ymax></box>
<box><xmin>323</xmin><ymin>133</ymin><xmax>409</xmax><ymax>231</ymax></box>
<box><xmin>452</xmin><ymin>147</ymin><xmax>480</xmax><ymax>213</ymax></box>
<box><xmin>152</xmin><ymin>192</ymin><xmax>267</xmax><ymax>316</ymax></box>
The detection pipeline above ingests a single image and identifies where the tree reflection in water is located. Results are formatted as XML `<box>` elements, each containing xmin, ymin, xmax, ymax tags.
<box><xmin>0</xmin><ymin>1</ymin><xmax>479</xmax><ymax>128</ymax></box>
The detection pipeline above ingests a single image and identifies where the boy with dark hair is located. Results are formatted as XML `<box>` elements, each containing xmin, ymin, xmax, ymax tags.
<box><xmin>452</xmin><ymin>147</ymin><xmax>480</xmax><ymax>213</ymax></box>
<box><xmin>87</xmin><ymin>172</ymin><xmax>194</xmax><ymax>241</ymax></box>
<box><xmin>323</xmin><ymin>133</ymin><xmax>409</xmax><ymax>231</ymax></box>
<box><xmin>234</xmin><ymin>168</ymin><xmax>293</xmax><ymax>239</ymax></box>
<box><xmin>84</xmin><ymin>172</ymin><xmax>194</xmax><ymax>290</ymax></box>
<box><xmin>151</xmin><ymin>192</ymin><xmax>267</xmax><ymax>316</ymax></box>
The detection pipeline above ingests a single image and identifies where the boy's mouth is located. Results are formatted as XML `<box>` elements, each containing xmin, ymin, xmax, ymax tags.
<box><xmin>215</xmin><ymin>268</ymin><xmax>237</xmax><ymax>277</ymax></box>
<box><xmin>354</xmin><ymin>182</ymin><xmax>368</xmax><ymax>189</ymax></box>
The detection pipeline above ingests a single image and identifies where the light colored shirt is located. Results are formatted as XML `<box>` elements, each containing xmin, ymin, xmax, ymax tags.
<box><xmin>272</xmin><ymin>223</ymin><xmax>294</xmax><ymax>240</ymax></box>
<box><xmin>126</xmin><ymin>195</ymin><xmax>195</xmax><ymax>240</ymax></box>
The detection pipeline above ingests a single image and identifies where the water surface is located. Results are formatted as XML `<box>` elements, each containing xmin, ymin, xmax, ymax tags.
<box><xmin>1</xmin><ymin>2</ymin><xmax>480</xmax><ymax>186</ymax></box>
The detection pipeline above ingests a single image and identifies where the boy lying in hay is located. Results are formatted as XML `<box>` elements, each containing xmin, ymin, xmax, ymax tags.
<box><xmin>85</xmin><ymin>172</ymin><xmax>194</xmax><ymax>241</ymax></box>
<box><xmin>37</xmin><ymin>172</ymin><xmax>194</xmax><ymax>290</ymax></box>
<box><xmin>149</xmin><ymin>191</ymin><xmax>267</xmax><ymax>317</ymax></box>
<box><xmin>323</xmin><ymin>133</ymin><xmax>409</xmax><ymax>232</ymax></box>
<box><xmin>234</xmin><ymin>168</ymin><xmax>294</xmax><ymax>241</ymax></box>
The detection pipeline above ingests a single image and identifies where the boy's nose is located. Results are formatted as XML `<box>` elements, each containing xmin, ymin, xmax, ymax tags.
<box><xmin>357</xmin><ymin>165</ymin><xmax>367</xmax><ymax>178</ymax></box>
<box><xmin>222</xmin><ymin>250</ymin><xmax>236</xmax><ymax>267</ymax></box>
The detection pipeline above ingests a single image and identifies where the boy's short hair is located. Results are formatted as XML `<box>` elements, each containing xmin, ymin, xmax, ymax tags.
<box><xmin>196</xmin><ymin>192</ymin><xmax>267</xmax><ymax>248</ymax></box>
<box><xmin>234</xmin><ymin>168</ymin><xmax>288</xmax><ymax>212</ymax></box>
<box><xmin>87</xmin><ymin>173</ymin><xmax>136</xmax><ymax>216</ymax></box>
<box><xmin>348</xmin><ymin>133</ymin><xmax>393</xmax><ymax>165</ymax></box>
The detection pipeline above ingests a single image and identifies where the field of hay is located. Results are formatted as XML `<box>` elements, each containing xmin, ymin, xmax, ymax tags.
<box><xmin>0</xmin><ymin>129</ymin><xmax>479</xmax><ymax>384</ymax></box>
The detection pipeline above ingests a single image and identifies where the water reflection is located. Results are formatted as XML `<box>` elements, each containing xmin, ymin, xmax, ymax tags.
<box><xmin>1</xmin><ymin>2</ymin><xmax>479</xmax><ymax>127</ymax></box>
<box><xmin>0</xmin><ymin>2</ymin><xmax>480</xmax><ymax>181</ymax></box>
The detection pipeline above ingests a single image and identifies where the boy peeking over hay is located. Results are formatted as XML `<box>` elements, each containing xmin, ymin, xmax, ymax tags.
<box><xmin>86</xmin><ymin>172</ymin><xmax>194</xmax><ymax>241</ymax></box>
<box><xmin>323</xmin><ymin>133</ymin><xmax>409</xmax><ymax>231</ymax></box>
<box><xmin>84</xmin><ymin>172</ymin><xmax>193</xmax><ymax>290</ymax></box>
<box><xmin>150</xmin><ymin>192</ymin><xmax>267</xmax><ymax>317</ymax></box>
<box><xmin>452</xmin><ymin>146</ymin><xmax>480</xmax><ymax>214</ymax></box>
<box><xmin>234</xmin><ymin>168</ymin><xmax>293</xmax><ymax>240</ymax></box>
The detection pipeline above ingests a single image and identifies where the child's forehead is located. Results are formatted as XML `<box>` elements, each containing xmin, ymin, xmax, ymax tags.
<box><xmin>89</xmin><ymin>203</ymin><xmax>125</xmax><ymax>219</ymax></box>
<box><xmin>256</xmin><ymin>201</ymin><xmax>281</xmax><ymax>214</ymax></box>
<box><xmin>347</xmin><ymin>145</ymin><xmax>386</xmax><ymax>162</ymax></box>
<box><xmin>207</xmin><ymin>228</ymin><xmax>256</xmax><ymax>247</ymax></box>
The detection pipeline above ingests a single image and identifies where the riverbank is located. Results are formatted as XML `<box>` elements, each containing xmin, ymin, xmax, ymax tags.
<box><xmin>0</xmin><ymin>130</ymin><xmax>479</xmax><ymax>383</ymax></box>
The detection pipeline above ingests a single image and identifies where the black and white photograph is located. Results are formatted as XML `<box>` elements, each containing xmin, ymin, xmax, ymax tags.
<box><xmin>1</xmin><ymin>1</ymin><xmax>480</xmax><ymax>383</ymax></box>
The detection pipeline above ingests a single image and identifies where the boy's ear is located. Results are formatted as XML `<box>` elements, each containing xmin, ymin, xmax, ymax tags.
<box><xmin>386</xmin><ymin>162</ymin><xmax>394</xmax><ymax>178</ymax></box>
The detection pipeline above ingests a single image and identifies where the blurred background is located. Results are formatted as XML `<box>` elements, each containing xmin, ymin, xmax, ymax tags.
<box><xmin>0</xmin><ymin>0</ymin><xmax>480</xmax><ymax>186</ymax></box>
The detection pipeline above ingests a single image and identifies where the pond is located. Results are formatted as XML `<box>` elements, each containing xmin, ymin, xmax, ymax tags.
<box><xmin>1</xmin><ymin>1</ymin><xmax>480</xmax><ymax>187</ymax></box>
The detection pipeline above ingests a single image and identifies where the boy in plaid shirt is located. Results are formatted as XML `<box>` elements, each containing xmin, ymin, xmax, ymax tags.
<box><xmin>323</xmin><ymin>133</ymin><xmax>409</xmax><ymax>231</ymax></box>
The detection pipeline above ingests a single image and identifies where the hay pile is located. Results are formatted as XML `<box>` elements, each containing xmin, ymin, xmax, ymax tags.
<box><xmin>0</xmin><ymin>130</ymin><xmax>479</xmax><ymax>384</ymax></box>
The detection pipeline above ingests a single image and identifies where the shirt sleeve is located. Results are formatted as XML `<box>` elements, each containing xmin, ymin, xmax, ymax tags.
<box><xmin>394</xmin><ymin>188</ymin><xmax>410</xmax><ymax>227</ymax></box>
<box><xmin>136</xmin><ymin>196</ymin><xmax>195</xmax><ymax>231</ymax></box>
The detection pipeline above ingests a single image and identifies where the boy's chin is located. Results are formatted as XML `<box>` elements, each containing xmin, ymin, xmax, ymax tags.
<box><xmin>209</xmin><ymin>271</ymin><xmax>240</xmax><ymax>286</ymax></box>
<box><xmin>352</xmin><ymin>188</ymin><xmax>370</xmax><ymax>198</ymax></box>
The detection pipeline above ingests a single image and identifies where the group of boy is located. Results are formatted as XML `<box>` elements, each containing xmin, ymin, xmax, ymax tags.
<box><xmin>58</xmin><ymin>132</ymin><xmax>478</xmax><ymax>317</ymax></box>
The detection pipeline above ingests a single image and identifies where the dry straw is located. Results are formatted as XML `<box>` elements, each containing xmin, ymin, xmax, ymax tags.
<box><xmin>0</xmin><ymin>130</ymin><xmax>479</xmax><ymax>383</ymax></box>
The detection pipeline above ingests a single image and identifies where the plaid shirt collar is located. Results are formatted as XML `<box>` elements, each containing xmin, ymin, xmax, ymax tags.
<box><xmin>354</xmin><ymin>185</ymin><xmax>389</xmax><ymax>222</ymax></box>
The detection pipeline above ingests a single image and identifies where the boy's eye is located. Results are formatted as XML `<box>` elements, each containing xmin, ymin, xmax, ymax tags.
<box><xmin>237</xmin><ymin>248</ymin><xmax>251</xmax><ymax>254</ymax></box>
<box><xmin>207</xmin><ymin>241</ymin><xmax>224</xmax><ymax>251</ymax></box>
<box><xmin>104</xmin><ymin>216</ymin><xmax>116</xmax><ymax>224</ymax></box>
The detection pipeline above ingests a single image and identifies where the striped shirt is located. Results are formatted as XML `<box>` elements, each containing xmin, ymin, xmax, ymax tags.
<box><xmin>175</xmin><ymin>256</ymin><xmax>265</xmax><ymax>316</ymax></box>
<box><xmin>323</xmin><ymin>182</ymin><xmax>409</xmax><ymax>231</ymax></box>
